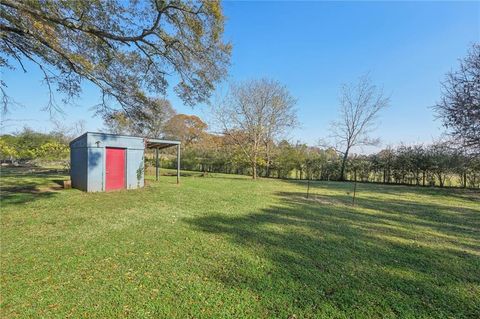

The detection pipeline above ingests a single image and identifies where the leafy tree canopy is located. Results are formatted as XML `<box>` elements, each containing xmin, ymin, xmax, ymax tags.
<box><xmin>0</xmin><ymin>0</ymin><xmax>231</xmax><ymax>113</ymax></box>
<box><xmin>103</xmin><ymin>98</ymin><xmax>175</xmax><ymax>138</ymax></box>
<box><xmin>164</xmin><ymin>114</ymin><xmax>208</xmax><ymax>147</ymax></box>
<box><xmin>435</xmin><ymin>43</ymin><xmax>480</xmax><ymax>151</ymax></box>
<box><xmin>0</xmin><ymin>127</ymin><xmax>69</xmax><ymax>161</ymax></box>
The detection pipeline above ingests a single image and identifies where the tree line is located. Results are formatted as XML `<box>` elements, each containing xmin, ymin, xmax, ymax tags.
<box><xmin>1</xmin><ymin>124</ymin><xmax>478</xmax><ymax>188</ymax></box>
<box><xmin>0</xmin><ymin>128</ymin><xmax>70</xmax><ymax>166</ymax></box>
<box><xmin>158</xmin><ymin>132</ymin><xmax>480</xmax><ymax>189</ymax></box>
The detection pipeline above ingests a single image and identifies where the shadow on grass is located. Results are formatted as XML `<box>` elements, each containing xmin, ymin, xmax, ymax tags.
<box><xmin>286</xmin><ymin>179</ymin><xmax>480</xmax><ymax>203</ymax></box>
<box><xmin>282</xmin><ymin>191</ymin><xmax>480</xmax><ymax>239</ymax></box>
<box><xmin>1</xmin><ymin>167</ymin><xmax>67</xmax><ymax>206</ymax></box>
<box><xmin>185</xmin><ymin>190</ymin><xmax>480</xmax><ymax>317</ymax></box>
<box><xmin>0</xmin><ymin>185</ymin><xmax>58</xmax><ymax>205</ymax></box>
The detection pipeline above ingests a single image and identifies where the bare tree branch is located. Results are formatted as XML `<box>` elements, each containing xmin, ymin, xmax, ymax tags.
<box><xmin>214</xmin><ymin>79</ymin><xmax>297</xmax><ymax>179</ymax></box>
<box><xmin>329</xmin><ymin>74</ymin><xmax>389</xmax><ymax>180</ymax></box>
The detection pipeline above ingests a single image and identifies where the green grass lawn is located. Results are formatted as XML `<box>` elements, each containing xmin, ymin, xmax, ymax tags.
<box><xmin>1</xmin><ymin>167</ymin><xmax>479</xmax><ymax>318</ymax></box>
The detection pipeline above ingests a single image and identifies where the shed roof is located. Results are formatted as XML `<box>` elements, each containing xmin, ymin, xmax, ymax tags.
<box><xmin>69</xmin><ymin>132</ymin><xmax>144</xmax><ymax>145</ymax></box>
<box><xmin>69</xmin><ymin>132</ymin><xmax>180</xmax><ymax>149</ymax></box>
<box><xmin>146</xmin><ymin>138</ymin><xmax>181</xmax><ymax>149</ymax></box>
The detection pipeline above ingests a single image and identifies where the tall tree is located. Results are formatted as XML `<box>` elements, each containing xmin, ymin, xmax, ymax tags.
<box><xmin>216</xmin><ymin>79</ymin><xmax>297</xmax><ymax>179</ymax></box>
<box><xmin>0</xmin><ymin>0</ymin><xmax>231</xmax><ymax>113</ymax></box>
<box><xmin>164</xmin><ymin>114</ymin><xmax>208</xmax><ymax>147</ymax></box>
<box><xmin>103</xmin><ymin>98</ymin><xmax>175</xmax><ymax>138</ymax></box>
<box><xmin>330</xmin><ymin>75</ymin><xmax>389</xmax><ymax>180</ymax></box>
<box><xmin>435</xmin><ymin>43</ymin><xmax>480</xmax><ymax>151</ymax></box>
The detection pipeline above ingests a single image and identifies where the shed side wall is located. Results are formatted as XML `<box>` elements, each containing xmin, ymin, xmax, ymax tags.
<box><xmin>70</xmin><ymin>147</ymin><xmax>87</xmax><ymax>191</ymax></box>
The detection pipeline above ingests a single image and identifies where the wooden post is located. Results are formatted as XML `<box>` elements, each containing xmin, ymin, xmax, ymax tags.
<box><xmin>155</xmin><ymin>147</ymin><xmax>159</xmax><ymax>181</ymax></box>
<box><xmin>176</xmin><ymin>144</ymin><xmax>180</xmax><ymax>184</ymax></box>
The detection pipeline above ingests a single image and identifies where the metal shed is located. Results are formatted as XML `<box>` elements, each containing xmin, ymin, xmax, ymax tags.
<box><xmin>69</xmin><ymin>132</ymin><xmax>180</xmax><ymax>192</ymax></box>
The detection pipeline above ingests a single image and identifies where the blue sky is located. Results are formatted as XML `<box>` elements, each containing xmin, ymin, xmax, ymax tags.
<box><xmin>2</xmin><ymin>1</ymin><xmax>479</xmax><ymax>152</ymax></box>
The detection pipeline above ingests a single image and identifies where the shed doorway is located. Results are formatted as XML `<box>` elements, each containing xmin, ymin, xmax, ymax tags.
<box><xmin>106</xmin><ymin>147</ymin><xmax>126</xmax><ymax>191</ymax></box>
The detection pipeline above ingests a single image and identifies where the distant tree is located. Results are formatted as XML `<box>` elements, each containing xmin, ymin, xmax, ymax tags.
<box><xmin>216</xmin><ymin>79</ymin><xmax>297</xmax><ymax>179</ymax></box>
<box><xmin>51</xmin><ymin>119</ymin><xmax>86</xmax><ymax>142</ymax></box>
<box><xmin>274</xmin><ymin>140</ymin><xmax>297</xmax><ymax>178</ymax></box>
<box><xmin>193</xmin><ymin>133</ymin><xmax>224</xmax><ymax>174</ymax></box>
<box><xmin>307</xmin><ymin>144</ymin><xmax>340</xmax><ymax>180</ymax></box>
<box><xmin>410</xmin><ymin>145</ymin><xmax>425</xmax><ymax>185</ymax></box>
<box><xmin>0</xmin><ymin>127</ymin><xmax>69</xmax><ymax>162</ymax></box>
<box><xmin>466</xmin><ymin>154</ymin><xmax>480</xmax><ymax>187</ymax></box>
<box><xmin>0</xmin><ymin>0</ymin><xmax>231</xmax><ymax>113</ymax></box>
<box><xmin>303</xmin><ymin>147</ymin><xmax>319</xmax><ymax>180</ymax></box>
<box><xmin>355</xmin><ymin>155</ymin><xmax>373</xmax><ymax>182</ymax></box>
<box><xmin>35</xmin><ymin>141</ymin><xmax>69</xmax><ymax>161</ymax></box>
<box><xmin>129</xmin><ymin>99</ymin><xmax>176</xmax><ymax>138</ymax></box>
<box><xmin>221</xmin><ymin>129</ymin><xmax>259</xmax><ymax>175</ymax></box>
<box><xmin>394</xmin><ymin>145</ymin><xmax>412</xmax><ymax>184</ymax></box>
<box><xmin>0</xmin><ymin>136</ymin><xmax>18</xmax><ymax>162</ymax></box>
<box><xmin>418</xmin><ymin>146</ymin><xmax>433</xmax><ymax>187</ymax></box>
<box><xmin>263</xmin><ymin>89</ymin><xmax>298</xmax><ymax>177</ymax></box>
<box><xmin>451</xmin><ymin>146</ymin><xmax>470</xmax><ymax>188</ymax></box>
<box><xmin>368</xmin><ymin>153</ymin><xmax>381</xmax><ymax>182</ymax></box>
<box><xmin>428</xmin><ymin>141</ymin><xmax>454</xmax><ymax>187</ymax></box>
<box><xmin>164</xmin><ymin>114</ymin><xmax>208</xmax><ymax>147</ymax></box>
<box><xmin>435</xmin><ymin>43</ymin><xmax>480</xmax><ymax>151</ymax></box>
<box><xmin>378</xmin><ymin>147</ymin><xmax>394</xmax><ymax>183</ymax></box>
<box><xmin>10</xmin><ymin>128</ymin><xmax>55</xmax><ymax>159</ymax></box>
<box><xmin>103</xmin><ymin>99</ymin><xmax>175</xmax><ymax>138</ymax></box>
<box><xmin>330</xmin><ymin>75</ymin><xmax>389</xmax><ymax>180</ymax></box>
<box><xmin>293</xmin><ymin>142</ymin><xmax>308</xmax><ymax>179</ymax></box>
<box><xmin>102</xmin><ymin>112</ymin><xmax>131</xmax><ymax>135</ymax></box>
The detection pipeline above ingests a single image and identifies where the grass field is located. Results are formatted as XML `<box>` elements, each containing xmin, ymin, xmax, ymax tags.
<box><xmin>1</xmin><ymin>167</ymin><xmax>479</xmax><ymax>318</ymax></box>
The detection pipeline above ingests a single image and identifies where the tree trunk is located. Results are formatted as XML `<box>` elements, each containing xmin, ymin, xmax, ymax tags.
<box><xmin>340</xmin><ymin>149</ymin><xmax>349</xmax><ymax>181</ymax></box>
<box><xmin>252</xmin><ymin>161</ymin><xmax>257</xmax><ymax>179</ymax></box>
<box><xmin>265</xmin><ymin>143</ymin><xmax>271</xmax><ymax>178</ymax></box>
<box><xmin>438</xmin><ymin>173</ymin><xmax>444</xmax><ymax>187</ymax></box>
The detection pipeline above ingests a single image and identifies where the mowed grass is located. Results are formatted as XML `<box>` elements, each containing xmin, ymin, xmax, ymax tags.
<box><xmin>1</xmin><ymin>167</ymin><xmax>479</xmax><ymax>318</ymax></box>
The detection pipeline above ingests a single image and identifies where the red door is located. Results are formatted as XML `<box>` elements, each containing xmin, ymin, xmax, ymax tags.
<box><xmin>106</xmin><ymin>148</ymin><xmax>126</xmax><ymax>191</ymax></box>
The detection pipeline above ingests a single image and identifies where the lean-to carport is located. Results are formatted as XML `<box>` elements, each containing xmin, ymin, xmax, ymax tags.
<box><xmin>146</xmin><ymin>139</ymin><xmax>181</xmax><ymax>184</ymax></box>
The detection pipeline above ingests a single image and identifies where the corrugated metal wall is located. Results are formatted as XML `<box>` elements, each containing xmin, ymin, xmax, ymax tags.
<box><xmin>87</xmin><ymin>146</ymin><xmax>104</xmax><ymax>192</ymax></box>
<box><xmin>70</xmin><ymin>146</ymin><xmax>88</xmax><ymax>191</ymax></box>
